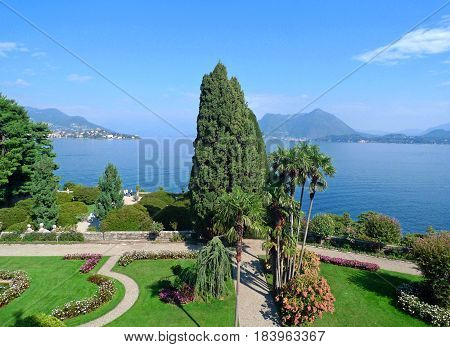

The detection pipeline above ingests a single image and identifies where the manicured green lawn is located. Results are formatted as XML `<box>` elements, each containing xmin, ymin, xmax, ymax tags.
<box><xmin>0</xmin><ymin>256</ymin><xmax>124</xmax><ymax>327</ymax></box>
<box><xmin>260</xmin><ymin>259</ymin><xmax>428</xmax><ymax>327</ymax></box>
<box><xmin>312</xmin><ymin>263</ymin><xmax>428</xmax><ymax>327</ymax></box>
<box><xmin>107</xmin><ymin>259</ymin><xmax>235</xmax><ymax>327</ymax></box>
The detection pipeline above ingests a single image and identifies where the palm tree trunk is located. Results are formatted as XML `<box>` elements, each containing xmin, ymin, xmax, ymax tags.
<box><xmin>234</xmin><ymin>222</ymin><xmax>244</xmax><ymax>327</ymax></box>
<box><xmin>298</xmin><ymin>191</ymin><xmax>315</xmax><ymax>273</ymax></box>
<box><xmin>291</xmin><ymin>182</ymin><xmax>306</xmax><ymax>278</ymax></box>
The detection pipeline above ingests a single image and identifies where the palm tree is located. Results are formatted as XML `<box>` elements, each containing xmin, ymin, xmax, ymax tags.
<box><xmin>298</xmin><ymin>145</ymin><xmax>336</xmax><ymax>272</ymax></box>
<box><xmin>215</xmin><ymin>187</ymin><xmax>264</xmax><ymax>327</ymax></box>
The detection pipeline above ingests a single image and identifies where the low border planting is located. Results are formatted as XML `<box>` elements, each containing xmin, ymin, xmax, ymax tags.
<box><xmin>63</xmin><ymin>253</ymin><xmax>102</xmax><ymax>273</ymax></box>
<box><xmin>0</xmin><ymin>270</ymin><xmax>30</xmax><ymax>307</ymax></box>
<box><xmin>396</xmin><ymin>283</ymin><xmax>449</xmax><ymax>327</ymax></box>
<box><xmin>319</xmin><ymin>255</ymin><xmax>380</xmax><ymax>271</ymax></box>
<box><xmin>118</xmin><ymin>250</ymin><xmax>197</xmax><ymax>267</ymax></box>
<box><xmin>51</xmin><ymin>274</ymin><xmax>116</xmax><ymax>320</ymax></box>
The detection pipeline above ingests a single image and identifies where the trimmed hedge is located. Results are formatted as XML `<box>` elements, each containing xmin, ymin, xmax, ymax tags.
<box><xmin>0</xmin><ymin>207</ymin><xmax>28</xmax><ymax>231</ymax></box>
<box><xmin>56</xmin><ymin>192</ymin><xmax>74</xmax><ymax>204</ymax></box>
<box><xmin>0</xmin><ymin>231</ymin><xmax>22</xmax><ymax>242</ymax></box>
<box><xmin>14</xmin><ymin>198</ymin><xmax>34</xmax><ymax>213</ymax></box>
<box><xmin>17</xmin><ymin>313</ymin><xmax>66</xmax><ymax>327</ymax></box>
<box><xmin>100</xmin><ymin>205</ymin><xmax>153</xmax><ymax>231</ymax></box>
<box><xmin>5</xmin><ymin>221</ymin><xmax>29</xmax><ymax>232</ymax></box>
<box><xmin>118</xmin><ymin>250</ymin><xmax>197</xmax><ymax>267</ymax></box>
<box><xmin>72</xmin><ymin>185</ymin><xmax>100</xmax><ymax>205</ymax></box>
<box><xmin>58</xmin><ymin>232</ymin><xmax>85</xmax><ymax>242</ymax></box>
<box><xmin>57</xmin><ymin>201</ymin><xmax>89</xmax><ymax>226</ymax></box>
<box><xmin>22</xmin><ymin>232</ymin><xmax>57</xmax><ymax>242</ymax></box>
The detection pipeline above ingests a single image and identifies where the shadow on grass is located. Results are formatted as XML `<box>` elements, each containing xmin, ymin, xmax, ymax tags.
<box><xmin>145</xmin><ymin>265</ymin><xmax>201</xmax><ymax>327</ymax></box>
<box><xmin>347</xmin><ymin>270</ymin><xmax>419</xmax><ymax>301</ymax></box>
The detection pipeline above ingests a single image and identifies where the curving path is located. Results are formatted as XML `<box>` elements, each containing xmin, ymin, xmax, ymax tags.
<box><xmin>80</xmin><ymin>255</ymin><xmax>139</xmax><ymax>327</ymax></box>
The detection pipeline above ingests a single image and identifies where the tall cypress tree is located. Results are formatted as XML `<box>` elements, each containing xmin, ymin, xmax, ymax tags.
<box><xmin>189</xmin><ymin>63</ymin><xmax>267</xmax><ymax>237</ymax></box>
<box><xmin>30</xmin><ymin>155</ymin><xmax>59</xmax><ymax>228</ymax></box>
<box><xmin>95</xmin><ymin>163</ymin><xmax>124</xmax><ymax>220</ymax></box>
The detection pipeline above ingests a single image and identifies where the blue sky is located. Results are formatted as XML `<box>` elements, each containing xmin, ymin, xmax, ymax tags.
<box><xmin>1</xmin><ymin>0</ymin><xmax>450</xmax><ymax>136</ymax></box>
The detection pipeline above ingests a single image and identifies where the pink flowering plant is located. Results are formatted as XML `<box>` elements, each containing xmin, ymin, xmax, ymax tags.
<box><xmin>63</xmin><ymin>253</ymin><xmax>102</xmax><ymax>273</ymax></box>
<box><xmin>159</xmin><ymin>283</ymin><xmax>195</xmax><ymax>305</ymax></box>
<box><xmin>0</xmin><ymin>270</ymin><xmax>30</xmax><ymax>308</ymax></box>
<box><xmin>319</xmin><ymin>255</ymin><xmax>380</xmax><ymax>271</ymax></box>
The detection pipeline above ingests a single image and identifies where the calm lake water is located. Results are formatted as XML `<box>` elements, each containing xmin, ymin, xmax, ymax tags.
<box><xmin>53</xmin><ymin>139</ymin><xmax>450</xmax><ymax>233</ymax></box>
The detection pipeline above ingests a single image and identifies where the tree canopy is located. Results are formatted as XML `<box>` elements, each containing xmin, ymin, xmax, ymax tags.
<box><xmin>0</xmin><ymin>94</ymin><xmax>55</xmax><ymax>204</ymax></box>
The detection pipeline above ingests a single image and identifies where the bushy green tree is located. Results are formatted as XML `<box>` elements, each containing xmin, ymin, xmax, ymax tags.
<box><xmin>95</xmin><ymin>163</ymin><xmax>123</xmax><ymax>219</ymax></box>
<box><xmin>310</xmin><ymin>213</ymin><xmax>335</xmax><ymax>239</ymax></box>
<box><xmin>30</xmin><ymin>156</ymin><xmax>59</xmax><ymax>228</ymax></box>
<box><xmin>357</xmin><ymin>211</ymin><xmax>402</xmax><ymax>244</ymax></box>
<box><xmin>189</xmin><ymin>63</ymin><xmax>267</xmax><ymax>237</ymax></box>
<box><xmin>0</xmin><ymin>94</ymin><xmax>55</xmax><ymax>203</ymax></box>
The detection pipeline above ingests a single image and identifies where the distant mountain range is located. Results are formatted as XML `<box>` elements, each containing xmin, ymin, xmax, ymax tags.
<box><xmin>258</xmin><ymin>109</ymin><xmax>450</xmax><ymax>144</ymax></box>
<box><xmin>26</xmin><ymin>107</ymin><xmax>139</xmax><ymax>139</ymax></box>
<box><xmin>259</xmin><ymin>108</ymin><xmax>356</xmax><ymax>139</ymax></box>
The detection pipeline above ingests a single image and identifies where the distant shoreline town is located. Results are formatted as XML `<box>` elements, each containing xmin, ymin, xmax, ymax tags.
<box><xmin>49</xmin><ymin>128</ymin><xmax>139</xmax><ymax>140</ymax></box>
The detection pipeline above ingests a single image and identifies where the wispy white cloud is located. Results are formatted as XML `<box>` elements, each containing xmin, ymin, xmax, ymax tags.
<box><xmin>443</xmin><ymin>59</ymin><xmax>450</xmax><ymax>64</ymax></box>
<box><xmin>354</xmin><ymin>25</ymin><xmax>450</xmax><ymax>64</ymax></box>
<box><xmin>246</xmin><ymin>93</ymin><xmax>309</xmax><ymax>118</ymax></box>
<box><xmin>31</xmin><ymin>51</ymin><xmax>46</xmax><ymax>58</ymax></box>
<box><xmin>440</xmin><ymin>80</ymin><xmax>450</xmax><ymax>86</ymax></box>
<box><xmin>67</xmin><ymin>73</ymin><xmax>92</xmax><ymax>83</ymax></box>
<box><xmin>3</xmin><ymin>78</ymin><xmax>30</xmax><ymax>87</ymax></box>
<box><xmin>0</xmin><ymin>42</ymin><xmax>28</xmax><ymax>57</ymax></box>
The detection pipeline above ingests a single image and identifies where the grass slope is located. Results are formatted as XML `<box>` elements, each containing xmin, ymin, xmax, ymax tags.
<box><xmin>0</xmin><ymin>256</ymin><xmax>124</xmax><ymax>327</ymax></box>
<box><xmin>108</xmin><ymin>259</ymin><xmax>235</xmax><ymax>327</ymax></box>
<box><xmin>312</xmin><ymin>263</ymin><xmax>428</xmax><ymax>327</ymax></box>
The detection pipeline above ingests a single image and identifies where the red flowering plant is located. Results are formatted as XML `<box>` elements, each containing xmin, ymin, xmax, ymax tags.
<box><xmin>276</xmin><ymin>251</ymin><xmax>335</xmax><ymax>326</ymax></box>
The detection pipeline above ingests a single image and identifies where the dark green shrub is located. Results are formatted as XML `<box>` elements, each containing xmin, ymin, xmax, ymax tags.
<box><xmin>5</xmin><ymin>221</ymin><xmax>29</xmax><ymax>232</ymax></box>
<box><xmin>17</xmin><ymin>313</ymin><xmax>66</xmax><ymax>327</ymax></box>
<box><xmin>139</xmin><ymin>190</ymin><xmax>175</xmax><ymax>215</ymax></box>
<box><xmin>154</xmin><ymin>204</ymin><xmax>192</xmax><ymax>230</ymax></box>
<box><xmin>100</xmin><ymin>205</ymin><xmax>153</xmax><ymax>231</ymax></box>
<box><xmin>412</xmin><ymin>233</ymin><xmax>450</xmax><ymax>308</ymax></box>
<box><xmin>58</xmin><ymin>232</ymin><xmax>85</xmax><ymax>242</ymax></box>
<box><xmin>72</xmin><ymin>185</ymin><xmax>100</xmax><ymax>205</ymax></box>
<box><xmin>63</xmin><ymin>181</ymin><xmax>77</xmax><ymax>190</ymax></box>
<box><xmin>22</xmin><ymin>232</ymin><xmax>57</xmax><ymax>242</ymax></box>
<box><xmin>0</xmin><ymin>207</ymin><xmax>28</xmax><ymax>230</ymax></box>
<box><xmin>195</xmin><ymin>237</ymin><xmax>231</xmax><ymax>300</ymax></box>
<box><xmin>57</xmin><ymin>202</ymin><xmax>88</xmax><ymax>226</ymax></box>
<box><xmin>56</xmin><ymin>192</ymin><xmax>73</xmax><ymax>204</ymax></box>
<box><xmin>0</xmin><ymin>231</ymin><xmax>22</xmax><ymax>242</ymax></box>
<box><xmin>357</xmin><ymin>211</ymin><xmax>402</xmax><ymax>244</ymax></box>
<box><xmin>310</xmin><ymin>214</ymin><xmax>335</xmax><ymax>239</ymax></box>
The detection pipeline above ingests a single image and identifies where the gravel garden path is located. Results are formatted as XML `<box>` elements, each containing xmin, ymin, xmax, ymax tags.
<box><xmin>80</xmin><ymin>255</ymin><xmax>139</xmax><ymax>327</ymax></box>
<box><xmin>0</xmin><ymin>239</ymin><xmax>420</xmax><ymax>327</ymax></box>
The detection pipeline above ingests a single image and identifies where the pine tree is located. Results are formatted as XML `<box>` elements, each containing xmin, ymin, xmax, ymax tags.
<box><xmin>95</xmin><ymin>163</ymin><xmax>123</xmax><ymax>220</ymax></box>
<box><xmin>189</xmin><ymin>63</ymin><xmax>267</xmax><ymax>237</ymax></box>
<box><xmin>30</xmin><ymin>156</ymin><xmax>59</xmax><ymax>228</ymax></box>
<box><xmin>0</xmin><ymin>94</ymin><xmax>55</xmax><ymax>204</ymax></box>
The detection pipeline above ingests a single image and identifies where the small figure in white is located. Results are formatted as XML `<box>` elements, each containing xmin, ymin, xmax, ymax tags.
<box><xmin>51</xmin><ymin>225</ymin><xmax>57</xmax><ymax>232</ymax></box>
<box><xmin>26</xmin><ymin>224</ymin><xmax>34</xmax><ymax>233</ymax></box>
<box><xmin>39</xmin><ymin>223</ymin><xmax>50</xmax><ymax>233</ymax></box>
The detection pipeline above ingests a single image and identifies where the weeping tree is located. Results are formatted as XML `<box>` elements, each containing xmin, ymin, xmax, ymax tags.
<box><xmin>195</xmin><ymin>237</ymin><xmax>232</xmax><ymax>301</ymax></box>
<box><xmin>214</xmin><ymin>187</ymin><xmax>265</xmax><ymax>326</ymax></box>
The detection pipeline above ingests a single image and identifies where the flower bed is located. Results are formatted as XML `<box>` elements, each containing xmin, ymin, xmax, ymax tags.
<box><xmin>396</xmin><ymin>283</ymin><xmax>449</xmax><ymax>327</ymax></box>
<box><xmin>0</xmin><ymin>270</ymin><xmax>30</xmax><ymax>307</ymax></box>
<box><xmin>63</xmin><ymin>253</ymin><xmax>102</xmax><ymax>273</ymax></box>
<box><xmin>51</xmin><ymin>274</ymin><xmax>116</xmax><ymax>320</ymax></box>
<box><xmin>118</xmin><ymin>250</ymin><xmax>197</xmax><ymax>267</ymax></box>
<box><xmin>319</xmin><ymin>255</ymin><xmax>380</xmax><ymax>271</ymax></box>
<box><xmin>159</xmin><ymin>283</ymin><xmax>195</xmax><ymax>305</ymax></box>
